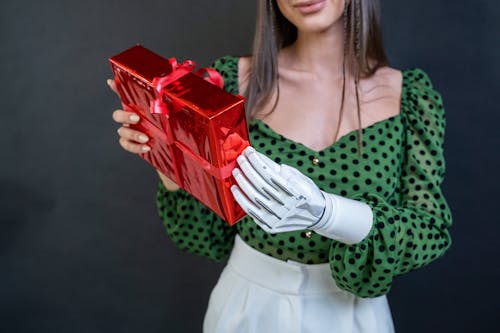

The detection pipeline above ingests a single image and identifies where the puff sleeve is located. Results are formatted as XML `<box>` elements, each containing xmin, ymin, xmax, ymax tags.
<box><xmin>156</xmin><ymin>56</ymin><xmax>240</xmax><ymax>261</ymax></box>
<box><xmin>328</xmin><ymin>69</ymin><xmax>453</xmax><ymax>297</ymax></box>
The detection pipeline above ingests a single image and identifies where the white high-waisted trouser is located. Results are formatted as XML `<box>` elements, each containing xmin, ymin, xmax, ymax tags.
<box><xmin>203</xmin><ymin>235</ymin><xmax>395</xmax><ymax>333</ymax></box>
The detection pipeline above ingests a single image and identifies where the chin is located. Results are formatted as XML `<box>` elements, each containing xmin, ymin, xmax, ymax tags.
<box><xmin>295</xmin><ymin>18</ymin><xmax>338</xmax><ymax>33</ymax></box>
<box><xmin>292</xmin><ymin>13</ymin><xmax>342</xmax><ymax>34</ymax></box>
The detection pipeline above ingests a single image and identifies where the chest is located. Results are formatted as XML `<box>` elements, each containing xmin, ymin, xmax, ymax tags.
<box><xmin>250</xmin><ymin>114</ymin><xmax>406</xmax><ymax>201</ymax></box>
<box><xmin>255</xmin><ymin>73</ymin><xmax>402</xmax><ymax>152</ymax></box>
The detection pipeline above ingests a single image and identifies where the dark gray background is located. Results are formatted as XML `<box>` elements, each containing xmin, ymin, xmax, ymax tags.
<box><xmin>1</xmin><ymin>0</ymin><xmax>498</xmax><ymax>332</ymax></box>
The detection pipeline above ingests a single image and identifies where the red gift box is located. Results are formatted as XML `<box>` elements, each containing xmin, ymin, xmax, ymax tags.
<box><xmin>109</xmin><ymin>45</ymin><xmax>249</xmax><ymax>225</ymax></box>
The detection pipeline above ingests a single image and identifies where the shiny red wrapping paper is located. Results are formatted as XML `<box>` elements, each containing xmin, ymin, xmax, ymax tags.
<box><xmin>109</xmin><ymin>45</ymin><xmax>249</xmax><ymax>225</ymax></box>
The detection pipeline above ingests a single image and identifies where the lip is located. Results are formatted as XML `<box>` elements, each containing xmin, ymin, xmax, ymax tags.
<box><xmin>293</xmin><ymin>0</ymin><xmax>326</xmax><ymax>14</ymax></box>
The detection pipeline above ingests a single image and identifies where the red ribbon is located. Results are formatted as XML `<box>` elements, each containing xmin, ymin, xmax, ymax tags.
<box><xmin>150</xmin><ymin>58</ymin><xmax>224</xmax><ymax>116</ymax></box>
<box><xmin>174</xmin><ymin>131</ymin><xmax>248</xmax><ymax>180</ymax></box>
<box><xmin>194</xmin><ymin>67</ymin><xmax>224</xmax><ymax>89</ymax></box>
<box><xmin>150</xmin><ymin>58</ymin><xmax>195</xmax><ymax>116</ymax></box>
<box><xmin>146</xmin><ymin>57</ymin><xmax>238</xmax><ymax>180</ymax></box>
<box><xmin>222</xmin><ymin>132</ymin><xmax>249</xmax><ymax>162</ymax></box>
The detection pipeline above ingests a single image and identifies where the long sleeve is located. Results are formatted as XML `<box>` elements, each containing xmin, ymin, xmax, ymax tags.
<box><xmin>156</xmin><ymin>56</ymin><xmax>240</xmax><ymax>261</ymax></box>
<box><xmin>157</xmin><ymin>184</ymin><xmax>236</xmax><ymax>261</ymax></box>
<box><xmin>328</xmin><ymin>69</ymin><xmax>453</xmax><ymax>297</ymax></box>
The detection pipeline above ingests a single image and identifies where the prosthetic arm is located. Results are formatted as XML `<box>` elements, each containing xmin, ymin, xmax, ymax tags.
<box><xmin>231</xmin><ymin>147</ymin><xmax>373</xmax><ymax>244</ymax></box>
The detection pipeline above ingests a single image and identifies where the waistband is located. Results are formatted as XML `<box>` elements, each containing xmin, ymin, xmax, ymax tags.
<box><xmin>228</xmin><ymin>235</ymin><xmax>344</xmax><ymax>296</ymax></box>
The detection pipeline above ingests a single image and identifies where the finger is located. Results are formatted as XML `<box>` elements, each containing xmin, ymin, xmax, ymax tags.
<box><xmin>119</xmin><ymin>137</ymin><xmax>151</xmax><ymax>154</ymax></box>
<box><xmin>232</xmin><ymin>168</ymin><xmax>287</xmax><ymax>220</ymax></box>
<box><xmin>236</xmin><ymin>154</ymin><xmax>283</xmax><ymax>203</ymax></box>
<box><xmin>232</xmin><ymin>167</ymin><xmax>270</xmax><ymax>201</ymax></box>
<box><xmin>231</xmin><ymin>185</ymin><xmax>273</xmax><ymax>231</ymax></box>
<box><xmin>112</xmin><ymin>109</ymin><xmax>140</xmax><ymax>125</ymax></box>
<box><xmin>117</xmin><ymin>127</ymin><xmax>150</xmax><ymax>144</ymax></box>
<box><xmin>244</xmin><ymin>147</ymin><xmax>298</xmax><ymax>197</ymax></box>
<box><xmin>107</xmin><ymin>79</ymin><xmax>118</xmax><ymax>94</ymax></box>
<box><xmin>255</xmin><ymin>151</ymin><xmax>281</xmax><ymax>174</ymax></box>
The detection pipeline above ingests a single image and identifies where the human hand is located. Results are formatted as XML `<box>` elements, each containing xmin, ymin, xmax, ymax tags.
<box><xmin>107</xmin><ymin>79</ymin><xmax>151</xmax><ymax>154</ymax></box>
<box><xmin>107</xmin><ymin>79</ymin><xmax>179</xmax><ymax>191</ymax></box>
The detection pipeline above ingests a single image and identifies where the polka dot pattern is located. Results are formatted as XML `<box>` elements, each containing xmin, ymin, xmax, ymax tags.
<box><xmin>156</xmin><ymin>56</ymin><xmax>453</xmax><ymax>298</ymax></box>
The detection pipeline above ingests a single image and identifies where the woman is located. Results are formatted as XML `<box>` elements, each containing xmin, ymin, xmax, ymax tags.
<box><xmin>109</xmin><ymin>0</ymin><xmax>452</xmax><ymax>331</ymax></box>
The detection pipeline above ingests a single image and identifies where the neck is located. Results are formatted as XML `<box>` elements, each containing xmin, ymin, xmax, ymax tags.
<box><xmin>283</xmin><ymin>21</ymin><xmax>346</xmax><ymax>78</ymax></box>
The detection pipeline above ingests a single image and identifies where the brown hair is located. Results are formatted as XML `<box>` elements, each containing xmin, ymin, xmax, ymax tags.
<box><xmin>245</xmin><ymin>0</ymin><xmax>388</xmax><ymax>155</ymax></box>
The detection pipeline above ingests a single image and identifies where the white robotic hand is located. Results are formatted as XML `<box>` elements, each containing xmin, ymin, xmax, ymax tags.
<box><xmin>231</xmin><ymin>146</ymin><xmax>326</xmax><ymax>232</ymax></box>
<box><xmin>231</xmin><ymin>146</ymin><xmax>373</xmax><ymax>244</ymax></box>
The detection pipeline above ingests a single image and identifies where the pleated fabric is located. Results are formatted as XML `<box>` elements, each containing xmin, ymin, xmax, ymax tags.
<box><xmin>203</xmin><ymin>235</ymin><xmax>395</xmax><ymax>333</ymax></box>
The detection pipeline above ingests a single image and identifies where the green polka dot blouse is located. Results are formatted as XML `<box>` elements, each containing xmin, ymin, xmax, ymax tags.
<box><xmin>156</xmin><ymin>56</ymin><xmax>453</xmax><ymax>298</ymax></box>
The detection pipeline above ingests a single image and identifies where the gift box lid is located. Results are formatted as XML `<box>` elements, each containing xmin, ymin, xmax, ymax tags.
<box><xmin>165</xmin><ymin>73</ymin><xmax>244</xmax><ymax>120</ymax></box>
<box><xmin>109</xmin><ymin>45</ymin><xmax>174</xmax><ymax>85</ymax></box>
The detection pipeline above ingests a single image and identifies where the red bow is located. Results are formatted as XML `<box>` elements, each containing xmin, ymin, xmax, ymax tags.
<box><xmin>150</xmin><ymin>58</ymin><xmax>223</xmax><ymax>116</ymax></box>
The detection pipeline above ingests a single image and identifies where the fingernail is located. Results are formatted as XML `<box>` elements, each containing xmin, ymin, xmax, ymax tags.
<box><xmin>138</xmin><ymin>135</ymin><xmax>149</xmax><ymax>143</ymax></box>
<box><xmin>129</xmin><ymin>115</ymin><xmax>140</xmax><ymax>122</ymax></box>
<box><xmin>116</xmin><ymin>128</ymin><xmax>121</xmax><ymax>135</ymax></box>
<box><xmin>107</xmin><ymin>79</ymin><xmax>112</xmax><ymax>86</ymax></box>
<box><xmin>142</xmin><ymin>145</ymin><xmax>151</xmax><ymax>152</ymax></box>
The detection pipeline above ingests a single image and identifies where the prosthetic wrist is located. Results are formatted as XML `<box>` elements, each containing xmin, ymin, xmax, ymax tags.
<box><xmin>311</xmin><ymin>192</ymin><xmax>373</xmax><ymax>245</ymax></box>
